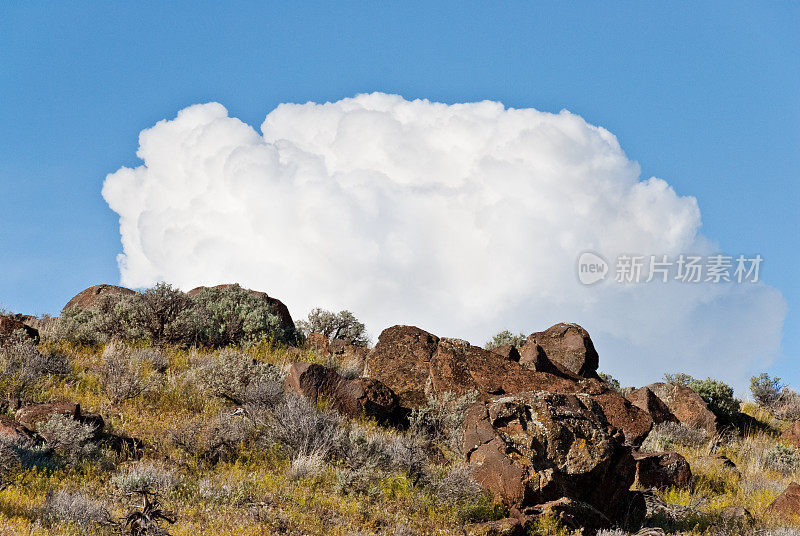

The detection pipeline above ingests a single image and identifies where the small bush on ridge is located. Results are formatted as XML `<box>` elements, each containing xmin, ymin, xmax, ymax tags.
<box><xmin>297</xmin><ymin>308</ymin><xmax>369</xmax><ymax>346</ymax></box>
<box><xmin>483</xmin><ymin>330</ymin><xmax>526</xmax><ymax>350</ymax></box>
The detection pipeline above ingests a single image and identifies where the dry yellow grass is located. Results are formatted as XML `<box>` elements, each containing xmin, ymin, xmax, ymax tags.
<box><xmin>0</xmin><ymin>341</ymin><xmax>502</xmax><ymax>536</ymax></box>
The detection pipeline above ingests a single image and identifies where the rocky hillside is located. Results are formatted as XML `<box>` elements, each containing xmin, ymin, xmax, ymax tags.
<box><xmin>0</xmin><ymin>284</ymin><xmax>799</xmax><ymax>536</ymax></box>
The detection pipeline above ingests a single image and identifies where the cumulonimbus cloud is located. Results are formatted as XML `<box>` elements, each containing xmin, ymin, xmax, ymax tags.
<box><xmin>102</xmin><ymin>93</ymin><xmax>786</xmax><ymax>389</ymax></box>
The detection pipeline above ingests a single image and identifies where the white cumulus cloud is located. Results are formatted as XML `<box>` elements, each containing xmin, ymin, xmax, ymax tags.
<box><xmin>102</xmin><ymin>93</ymin><xmax>786</xmax><ymax>390</ymax></box>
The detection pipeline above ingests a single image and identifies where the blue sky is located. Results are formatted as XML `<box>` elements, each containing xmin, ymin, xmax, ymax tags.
<box><xmin>1</xmin><ymin>2</ymin><xmax>797</xmax><ymax>386</ymax></box>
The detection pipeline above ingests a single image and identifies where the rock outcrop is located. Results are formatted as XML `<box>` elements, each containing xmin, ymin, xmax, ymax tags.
<box><xmin>62</xmin><ymin>284</ymin><xmax>135</xmax><ymax>312</ymax></box>
<box><xmin>631</xmin><ymin>450</ymin><xmax>692</xmax><ymax>490</ymax></box>
<box><xmin>765</xmin><ymin>482</ymin><xmax>800</xmax><ymax>523</ymax></box>
<box><xmin>285</xmin><ymin>362</ymin><xmax>400</xmax><ymax>423</ymax></box>
<box><xmin>643</xmin><ymin>382</ymin><xmax>717</xmax><ymax>433</ymax></box>
<box><xmin>187</xmin><ymin>284</ymin><xmax>295</xmax><ymax>331</ymax></box>
<box><xmin>463</xmin><ymin>392</ymin><xmax>636</xmax><ymax>528</ymax></box>
<box><xmin>0</xmin><ymin>314</ymin><xmax>39</xmax><ymax>344</ymax></box>
<box><xmin>364</xmin><ymin>325</ymin><xmax>652</xmax><ymax>445</ymax></box>
<box><xmin>626</xmin><ymin>387</ymin><xmax>679</xmax><ymax>425</ymax></box>
<box><xmin>520</xmin><ymin>323</ymin><xmax>599</xmax><ymax>378</ymax></box>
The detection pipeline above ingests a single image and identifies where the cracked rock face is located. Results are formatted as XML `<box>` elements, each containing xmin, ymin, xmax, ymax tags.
<box><xmin>462</xmin><ymin>391</ymin><xmax>635</xmax><ymax>524</ymax></box>
<box><xmin>364</xmin><ymin>325</ymin><xmax>652</xmax><ymax>445</ymax></box>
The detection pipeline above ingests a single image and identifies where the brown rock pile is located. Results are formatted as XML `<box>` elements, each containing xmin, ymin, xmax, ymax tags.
<box><xmin>363</xmin><ymin>325</ymin><xmax>652</xmax><ymax>445</ymax></box>
<box><xmin>463</xmin><ymin>392</ymin><xmax>636</xmax><ymax>528</ymax></box>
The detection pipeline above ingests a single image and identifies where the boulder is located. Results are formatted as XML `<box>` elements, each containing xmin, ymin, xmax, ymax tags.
<box><xmin>62</xmin><ymin>284</ymin><xmax>135</xmax><ymax>312</ymax></box>
<box><xmin>187</xmin><ymin>284</ymin><xmax>295</xmax><ymax>332</ymax></box>
<box><xmin>765</xmin><ymin>482</ymin><xmax>800</xmax><ymax>523</ymax></box>
<box><xmin>365</xmin><ymin>325</ymin><xmax>652</xmax><ymax>445</ymax></box>
<box><xmin>364</xmin><ymin>325</ymin><xmax>442</xmax><ymax>408</ymax></box>
<box><xmin>285</xmin><ymin>362</ymin><xmax>400</xmax><ymax>423</ymax></box>
<box><xmin>585</xmin><ymin>388</ymin><xmax>653</xmax><ymax>445</ymax></box>
<box><xmin>780</xmin><ymin>421</ymin><xmax>800</xmax><ymax>448</ymax></box>
<box><xmin>0</xmin><ymin>314</ymin><xmax>39</xmax><ymax>345</ymax></box>
<box><xmin>627</xmin><ymin>387</ymin><xmax>679</xmax><ymax>425</ymax></box>
<box><xmin>521</xmin><ymin>498</ymin><xmax>611</xmax><ymax>533</ymax></box>
<box><xmin>520</xmin><ymin>323</ymin><xmax>599</xmax><ymax>378</ymax></box>
<box><xmin>463</xmin><ymin>392</ymin><xmax>635</xmax><ymax>525</ymax></box>
<box><xmin>632</xmin><ymin>450</ymin><xmax>692</xmax><ymax>490</ymax></box>
<box><xmin>15</xmin><ymin>402</ymin><xmax>104</xmax><ymax>437</ymax></box>
<box><xmin>644</xmin><ymin>382</ymin><xmax>717</xmax><ymax>433</ymax></box>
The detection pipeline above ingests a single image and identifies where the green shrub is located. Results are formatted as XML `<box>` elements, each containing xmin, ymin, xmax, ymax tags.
<box><xmin>598</xmin><ymin>372</ymin><xmax>622</xmax><ymax>391</ymax></box>
<box><xmin>129</xmin><ymin>282</ymin><xmax>194</xmax><ymax>344</ymax></box>
<box><xmin>49</xmin><ymin>291</ymin><xmax>138</xmax><ymax>344</ymax></box>
<box><xmin>38</xmin><ymin>414</ymin><xmax>99</xmax><ymax>464</ymax></box>
<box><xmin>764</xmin><ymin>443</ymin><xmax>800</xmax><ymax>475</ymax></box>
<box><xmin>188</xmin><ymin>284</ymin><xmax>288</xmax><ymax>346</ymax></box>
<box><xmin>750</xmin><ymin>373</ymin><xmax>783</xmax><ymax>407</ymax></box>
<box><xmin>663</xmin><ymin>372</ymin><xmax>693</xmax><ymax>386</ymax></box>
<box><xmin>0</xmin><ymin>330</ymin><xmax>70</xmax><ymax>397</ymax></box>
<box><xmin>296</xmin><ymin>308</ymin><xmax>368</xmax><ymax>346</ymax></box>
<box><xmin>483</xmin><ymin>330</ymin><xmax>526</xmax><ymax>350</ymax></box>
<box><xmin>48</xmin><ymin>283</ymin><xmax>294</xmax><ymax>347</ymax></box>
<box><xmin>41</xmin><ymin>489</ymin><xmax>112</xmax><ymax>527</ymax></box>
<box><xmin>100</xmin><ymin>343</ymin><xmax>156</xmax><ymax>404</ymax></box>
<box><xmin>642</xmin><ymin>422</ymin><xmax>710</xmax><ymax>452</ymax></box>
<box><xmin>113</xmin><ymin>461</ymin><xmax>181</xmax><ymax>494</ymax></box>
<box><xmin>197</xmin><ymin>348</ymin><xmax>282</xmax><ymax>405</ymax></box>
<box><xmin>750</xmin><ymin>373</ymin><xmax>800</xmax><ymax>421</ymax></box>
